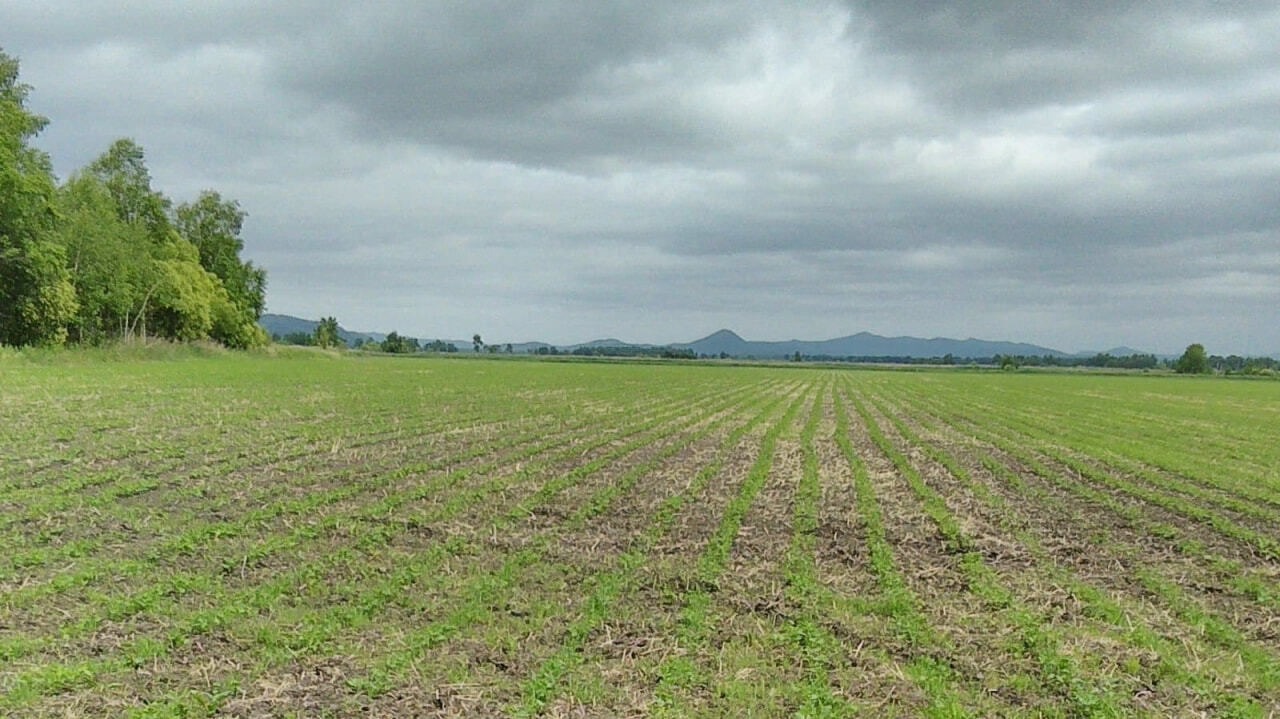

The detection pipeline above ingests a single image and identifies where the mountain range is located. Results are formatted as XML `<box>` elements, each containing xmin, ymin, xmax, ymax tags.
<box><xmin>260</xmin><ymin>314</ymin><xmax>392</xmax><ymax>346</ymax></box>
<box><xmin>672</xmin><ymin>329</ymin><xmax>1082</xmax><ymax>359</ymax></box>
<box><xmin>260</xmin><ymin>314</ymin><xmax>1160</xmax><ymax>359</ymax></box>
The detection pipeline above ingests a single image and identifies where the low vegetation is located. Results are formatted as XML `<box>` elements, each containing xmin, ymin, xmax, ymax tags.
<box><xmin>2</xmin><ymin>354</ymin><xmax>1279</xmax><ymax>717</ymax></box>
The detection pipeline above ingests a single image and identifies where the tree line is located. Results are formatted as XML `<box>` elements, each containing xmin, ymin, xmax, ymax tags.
<box><xmin>784</xmin><ymin>352</ymin><xmax>1161</xmax><ymax>368</ymax></box>
<box><xmin>286</xmin><ymin>319</ymin><xmax>1277</xmax><ymax>375</ymax></box>
<box><xmin>787</xmin><ymin>344</ymin><xmax>1276</xmax><ymax>375</ymax></box>
<box><xmin>542</xmin><ymin>345</ymin><xmax>695</xmax><ymax>359</ymax></box>
<box><xmin>1</xmin><ymin>49</ymin><xmax>265</xmax><ymax>348</ymax></box>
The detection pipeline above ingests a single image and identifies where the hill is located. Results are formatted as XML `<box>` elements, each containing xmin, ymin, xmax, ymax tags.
<box><xmin>566</xmin><ymin>338</ymin><xmax>656</xmax><ymax>351</ymax></box>
<box><xmin>674</xmin><ymin>329</ymin><xmax>1069</xmax><ymax>360</ymax></box>
<box><xmin>1072</xmin><ymin>346</ymin><xmax>1148</xmax><ymax>358</ymax></box>
<box><xmin>258</xmin><ymin>314</ymin><xmax>386</xmax><ymax>346</ymax></box>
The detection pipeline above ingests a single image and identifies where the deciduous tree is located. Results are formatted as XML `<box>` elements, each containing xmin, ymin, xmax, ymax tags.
<box><xmin>86</xmin><ymin>138</ymin><xmax>176</xmax><ymax>245</ymax></box>
<box><xmin>0</xmin><ymin>49</ymin><xmax>77</xmax><ymax>346</ymax></box>
<box><xmin>175</xmin><ymin>191</ymin><xmax>267</xmax><ymax>320</ymax></box>
<box><xmin>1174</xmin><ymin>343</ymin><xmax>1210</xmax><ymax>374</ymax></box>
<box><xmin>314</xmin><ymin>316</ymin><xmax>341</xmax><ymax>348</ymax></box>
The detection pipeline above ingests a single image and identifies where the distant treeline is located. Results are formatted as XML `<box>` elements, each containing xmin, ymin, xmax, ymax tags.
<box><xmin>275</xmin><ymin>327</ymin><xmax>1280</xmax><ymax>375</ymax></box>
<box><xmin>273</xmin><ymin>332</ymin><xmax>318</xmax><ymax>346</ymax></box>
<box><xmin>994</xmin><ymin>352</ymin><xmax>1278</xmax><ymax>374</ymax></box>
<box><xmin>275</xmin><ymin>331</ymin><xmax>463</xmax><ymax>354</ymax></box>
<box><xmin>1</xmin><ymin>49</ymin><xmax>266</xmax><ymax>349</ymax></box>
<box><xmin>1206</xmin><ymin>354</ymin><xmax>1279</xmax><ymax>374</ymax></box>
<box><xmin>546</xmin><ymin>345</ymin><xmax>696</xmax><ymax>359</ymax></box>
<box><xmin>987</xmin><ymin>353</ymin><xmax>1161</xmax><ymax>369</ymax></box>
<box><xmin>756</xmin><ymin>353</ymin><xmax>1163</xmax><ymax>367</ymax></box>
<box><xmin>789</xmin><ymin>352</ymin><xmax>1277</xmax><ymax>374</ymax></box>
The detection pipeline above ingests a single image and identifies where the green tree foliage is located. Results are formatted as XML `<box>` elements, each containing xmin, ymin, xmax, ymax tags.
<box><xmin>0</xmin><ymin>49</ymin><xmax>77</xmax><ymax>346</ymax></box>
<box><xmin>54</xmin><ymin>174</ymin><xmax>151</xmax><ymax>342</ymax></box>
<box><xmin>275</xmin><ymin>331</ymin><xmax>315</xmax><ymax>346</ymax></box>
<box><xmin>148</xmin><ymin>252</ymin><xmax>220</xmax><ymax>341</ymax></box>
<box><xmin>175</xmin><ymin>191</ymin><xmax>267</xmax><ymax>319</ymax></box>
<box><xmin>86</xmin><ymin>138</ymin><xmax>176</xmax><ymax>244</ymax></box>
<box><xmin>1208</xmin><ymin>354</ymin><xmax>1279</xmax><ymax>374</ymax></box>
<box><xmin>381</xmin><ymin>331</ymin><xmax>418</xmax><ymax>354</ymax></box>
<box><xmin>1174</xmin><ymin>343</ymin><xmax>1210</xmax><ymax>374</ymax></box>
<box><xmin>314</xmin><ymin>316</ymin><xmax>341</xmax><ymax>349</ymax></box>
<box><xmin>74</xmin><ymin>144</ymin><xmax>266</xmax><ymax>348</ymax></box>
<box><xmin>473</xmin><ymin>333</ymin><xmax>483</xmax><ymax>353</ymax></box>
<box><xmin>208</xmin><ymin>291</ymin><xmax>267</xmax><ymax>349</ymax></box>
<box><xmin>172</xmin><ymin>192</ymin><xmax>267</xmax><ymax>348</ymax></box>
<box><xmin>0</xmin><ymin>49</ymin><xmax>268</xmax><ymax>349</ymax></box>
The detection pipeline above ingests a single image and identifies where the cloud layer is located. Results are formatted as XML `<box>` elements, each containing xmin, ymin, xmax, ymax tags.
<box><xmin>4</xmin><ymin>0</ymin><xmax>1277</xmax><ymax>352</ymax></box>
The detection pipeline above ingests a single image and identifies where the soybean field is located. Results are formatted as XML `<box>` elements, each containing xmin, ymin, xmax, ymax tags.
<box><xmin>2</xmin><ymin>354</ymin><xmax>1279</xmax><ymax>717</ymax></box>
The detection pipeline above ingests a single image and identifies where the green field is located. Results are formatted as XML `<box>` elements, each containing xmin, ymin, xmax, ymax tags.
<box><xmin>2</xmin><ymin>353</ymin><xmax>1279</xmax><ymax>717</ymax></box>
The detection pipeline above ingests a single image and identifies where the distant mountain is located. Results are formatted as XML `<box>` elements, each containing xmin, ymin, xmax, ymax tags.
<box><xmin>258</xmin><ymin>314</ymin><xmax>383</xmax><ymax>346</ymax></box>
<box><xmin>258</xmin><ymin>313</ymin><xmax>315</xmax><ymax>337</ymax></box>
<box><xmin>674</xmin><ymin>329</ymin><xmax>752</xmax><ymax>356</ymax></box>
<box><xmin>674</xmin><ymin>329</ymin><xmax>1069</xmax><ymax>360</ymax></box>
<box><xmin>509</xmin><ymin>342</ymin><xmax>553</xmax><ymax>354</ymax></box>
<box><xmin>263</xmin><ymin>314</ymin><xmax>544</xmax><ymax>351</ymax></box>
<box><xmin>1073</xmin><ymin>346</ymin><xmax>1149</xmax><ymax>358</ymax></box>
<box><xmin>567</xmin><ymin>338</ymin><xmax>653</xmax><ymax>350</ymax></box>
<box><xmin>259</xmin><ymin>313</ymin><xmax>455</xmax><ymax>348</ymax></box>
<box><xmin>259</xmin><ymin>314</ymin><xmax>1169</xmax><ymax>360</ymax></box>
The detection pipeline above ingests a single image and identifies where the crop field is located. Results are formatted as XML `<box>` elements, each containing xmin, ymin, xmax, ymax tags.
<box><xmin>2</xmin><ymin>354</ymin><xmax>1279</xmax><ymax>717</ymax></box>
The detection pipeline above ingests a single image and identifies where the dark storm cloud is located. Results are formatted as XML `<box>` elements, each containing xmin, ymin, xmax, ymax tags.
<box><xmin>265</xmin><ymin>2</ymin><xmax>855</xmax><ymax>168</ymax></box>
<box><xmin>1</xmin><ymin>0</ymin><xmax>1276</xmax><ymax>353</ymax></box>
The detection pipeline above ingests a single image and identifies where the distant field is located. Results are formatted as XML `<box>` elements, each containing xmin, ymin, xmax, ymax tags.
<box><xmin>2</xmin><ymin>354</ymin><xmax>1279</xmax><ymax>717</ymax></box>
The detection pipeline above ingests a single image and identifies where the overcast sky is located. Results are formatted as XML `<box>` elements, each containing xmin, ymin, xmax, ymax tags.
<box><xmin>4</xmin><ymin>1</ymin><xmax>1278</xmax><ymax>353</ymax></box>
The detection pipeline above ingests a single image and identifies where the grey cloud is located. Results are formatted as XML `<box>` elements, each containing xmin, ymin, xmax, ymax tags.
<box><xmin>856</xmin><ymin>1</ymin><xmax>1280</xmax><ymax>111</ymax></box>
<box><xmin>0</xmin><ymin>0</ymin><xmax>1276</xmax><ymax>354</ymax></box>
<box><xmin>267</xmin><ymin>2</ymin><xmax>767</xmax><ymax>164</ymax></box>
<box><xmin>0</xmin><ymin>1</ymin><xmax>320</xmax><ymax>51</ymax></box>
